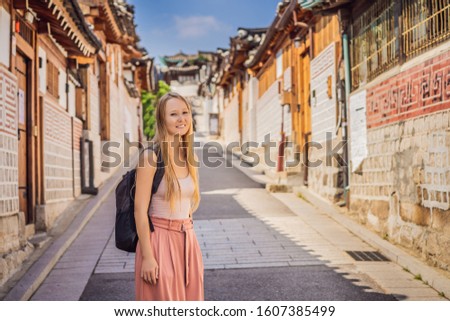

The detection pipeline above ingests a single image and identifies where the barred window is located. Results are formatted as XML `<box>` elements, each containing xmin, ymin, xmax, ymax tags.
<box><xmin>402</xmin><ymin>0</ymin><xmax>450</xmax><ymax>59</ymax></box>
<box><xmin>350</xmin><ymin>0</ymin><xmax>398</xmax><ymax>91</ymax></box>
<box><xmin>350</xmin><ymin>0</ymin><xmax>450</xmax><ymax>91</ymax></box>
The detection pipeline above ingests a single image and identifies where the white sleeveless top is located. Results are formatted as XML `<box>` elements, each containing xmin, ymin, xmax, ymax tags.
<box><xmin>148</xmin><ymin>174</ymin><xmax>194</xmax><ymax>219</ymax></box>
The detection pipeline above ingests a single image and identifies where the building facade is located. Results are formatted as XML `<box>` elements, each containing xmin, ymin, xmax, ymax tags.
<box><xmin>0</xmin><ymin>0</ymin><xmax>151</xmax><ymax>286</ymax></box>
<box><xmin>211</xmin><ymin>0</ymin><xmax>450</xmax><ymax>271</ymax></box>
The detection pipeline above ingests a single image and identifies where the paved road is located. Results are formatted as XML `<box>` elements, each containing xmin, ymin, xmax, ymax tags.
<box><xmin>30</xmin><ymin>145</ymin><xmax>446</xmax><ymax>301</ymax></box>
<box><xmin>72</xmin><ymin>148</ymin><xmax>395</xmax><ymax>301</ymax></box>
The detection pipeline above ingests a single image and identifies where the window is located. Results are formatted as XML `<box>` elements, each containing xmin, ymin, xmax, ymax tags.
<box><xmin>258</xmin><ymin>62</ymin><xmax>276</xmax><ymax>98</ymax></box>
<box><xmin>47</xmin><ymin>60</ymin><xmax>59</xmax><ymax>98</ymax></box>
<box><xmin>402</xmin><ymin>0</ymin><xmax>450</xmax><ymax>59</ymax></box>
<box><xmin>350</xmin><ymin>0</ymin><xmax>450</xmax><ymax>91</ymax></box>
<box><xmin>276</xmin><ymin>50</ymin><xmax>283</xmax><ymax>78</ymax></box>
<box><xmin>0</xmin><ymin>7</ymin><xmax>11</xmax><ymax>67</ymax></box>
<box><xmin>350</xmin><ymin>0</ymin><xmax>397</xmax><ymax>90</ymax></box>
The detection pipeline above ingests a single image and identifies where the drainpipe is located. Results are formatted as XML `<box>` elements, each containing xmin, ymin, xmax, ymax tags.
<box><xmin>277</xmin><ymin>101</ymin><xmax>285</xmax><ymax>172</ymax></box>
<box><xmin>342</xmin><ymin>32</ymin><xmax>351</xmax><ymax>207</ymax></box>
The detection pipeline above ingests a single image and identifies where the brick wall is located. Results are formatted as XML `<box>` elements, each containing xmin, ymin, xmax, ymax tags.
<box><xmin>88</xmin><ymin>70</ymin><xmax>102</xmax><ymax>187</ymax></box>
<box><xmin>367</xmin><ymin>51</ymin><xmax>450</xmax><ymax>129</ymax></box>
<box><xmin>0</xmin><ymin>65</ymin><xmax>19</xmax><ymax>252</ymax></box>
<box><xmin>242</xmin><ymin>84</ymin><xmax>250</xmax><ymax>144</ymax></box>
<box><xmin>43</xmin><ymin>98</ymin><xmax>73</xmax><ymax>203</ymax></box>
<box><xmin>98</xmin><ymin>73</ymin><xmax>123</xmax><ymax>178</ymax></box>
<box><xmin>310</xmin><ymin>42</ymin><xmax>337</xmax><ymax>144</ymax></box>
<box><xmin>114</xmin><ymin>77</ymin><xmax>137</xmax><ymax>170</ymax></box>
<box><xmin>308</xmin><ymin>42</ymin><xmax>343</xmax><ymax>200</ymax></box>
<box><xmin>110</xmin><ymin>74</ymin><xmax>123</xmax><ymax>145</ymax></box>
<box><xmin>0</xmin><ymin>65</ymin><xmax>19</xmax><ymax>218</ymax></box>
<box><xmin>223</xmin><ymin>93</ymin><xmax>239</xmax><ymax>146</ymax></box>
<box><xmin>351</xmin><ymin>50</ymin><xmax>450</xmax><ymax>270</ymax></box>
<box><xmin>0</xmin><ymin>65</ymin><xmax>33</xmax><ymax>286</ymax></box>
<box><xmin>73</xmin><ymin>117</ymin><xmax>82</xmax><ymax>197</ymax></box>
<box><xmin>256</xmin><ymin>81</ymin><xmax>282</xmax><ymax>143</ymax></box>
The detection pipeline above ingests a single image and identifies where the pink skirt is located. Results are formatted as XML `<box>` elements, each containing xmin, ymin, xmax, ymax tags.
<box><xmin>135</xmin><ymin>217</ymin><xmax>204</xmax><ymax>301</ymax></box>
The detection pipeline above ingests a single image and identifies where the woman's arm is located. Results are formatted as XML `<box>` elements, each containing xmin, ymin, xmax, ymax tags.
<box><xmin>134</xmin><ymin>150</ymin><xmax>159</xmax><ymax>284</ymax></box>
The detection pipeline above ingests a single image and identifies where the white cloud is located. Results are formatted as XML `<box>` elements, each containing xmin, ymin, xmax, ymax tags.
<box><xmin>174</xmin><ymin>15</ymin><xmax>223</xmax><ymax>39</ymax></box>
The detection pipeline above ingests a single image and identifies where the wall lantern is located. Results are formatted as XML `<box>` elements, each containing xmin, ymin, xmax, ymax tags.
<box><xmin>294</xmin><ymin>36</ymin><xmax>302</xmax><ymax>49</ymax></box>
<box><xmin>24</xmin><ymin>10</ymin><xmax>34</xmax><ymax>24</ymax></box>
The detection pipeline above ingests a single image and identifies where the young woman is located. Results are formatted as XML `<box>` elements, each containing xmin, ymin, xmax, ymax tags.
<box><xmin>134</xmin><ymin>92</ymin><xmax>203</xmax><ymax>301</ymax></box>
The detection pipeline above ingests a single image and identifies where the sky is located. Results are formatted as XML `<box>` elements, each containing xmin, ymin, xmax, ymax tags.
<box><xmin>129</xmin><ymin>0</ymin><xmax>280</xmax><ymax>64</ymax></box>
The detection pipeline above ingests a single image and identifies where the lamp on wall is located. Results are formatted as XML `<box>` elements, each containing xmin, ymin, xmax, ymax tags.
<box><xmin>294</xmin><ymin>36</ymin><xmax>302</xmax><ymax>48</ymax></box>
<box><xmin>24</xmin><ymin>0</ymin><xmax>36</xmax><ymax>24</ymax></box>
<box><xmin>24</xmin><ymin>10</ymin><xmax>34</xmax><ymax>24</ymax></box>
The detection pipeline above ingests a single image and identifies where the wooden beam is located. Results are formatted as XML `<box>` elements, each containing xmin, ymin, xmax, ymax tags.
<box><xmin>89</xmin><ymin>7</ymin><xmax>100</xmax><ymax>17</ymax></box>
<box><xmin>37</xmin><ymin>21</ymin><xmax>49</xmax><ymax>34</ymax></box>
<box><xmin>94</xmin><ymin>21</ymin><xmax>106</xmax><ymax>31</ymax></box>
<box><xmin>70</xmin><ymin>55</ymin><xmax>95</xmax><ymax>65</ymax></box>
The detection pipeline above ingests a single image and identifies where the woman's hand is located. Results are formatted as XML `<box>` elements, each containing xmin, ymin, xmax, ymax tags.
<box><xmin>141</xmin><ymin>256</ymin><xmax>159</xmax><ymax>285</ymax></box>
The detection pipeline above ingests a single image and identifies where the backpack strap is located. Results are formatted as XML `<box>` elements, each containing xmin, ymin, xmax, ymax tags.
<box><xmin>149</xmin><ymin>147</ymin><xmax>164</xmax><ymax>232</ymax></box>
<box><xmin>143</xmin><ymin>144</ymin><xmax>165</xmax><ymax>233</ymax></box>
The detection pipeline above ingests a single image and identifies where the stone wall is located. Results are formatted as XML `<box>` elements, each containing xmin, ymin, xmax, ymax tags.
<box><xmin>73</xmin><ymin>117</ymin><xmax>83</xmax><ymax>197</ymax></box>
<box><xmin>40</xmin><ymin>98</ymin><xmax>74</xmax><ymax>230</ymax></box>
<box><xmin>307</xmin><ymin>134</ymin><xmax>344</xmax><ymax>201</ymax></box>
<box><xmin>350</xmin><ymin>49</ymin><xmax>450</xmax><ymax>271</ymax></box>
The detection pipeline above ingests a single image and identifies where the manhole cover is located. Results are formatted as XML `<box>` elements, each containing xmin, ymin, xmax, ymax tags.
<box><xmin>346</xmin><ymin>251</ymin><xmax>390</xmax><ymax>262</ymax></box>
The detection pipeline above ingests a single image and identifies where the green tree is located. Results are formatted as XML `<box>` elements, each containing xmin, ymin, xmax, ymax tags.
<box><xmin>141</xmin><ymin>80</ymin><xmax>171</xmax><ymax>140</ymax></box>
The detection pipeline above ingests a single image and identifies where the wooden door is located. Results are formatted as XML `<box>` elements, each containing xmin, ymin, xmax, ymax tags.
<box><xmin>299</xmin><ymin>52</ymin><xmax>311</xmax><ymax>185</ymax></box>
<box><xmin>16</xmin><ymin>52</ymin><xmax>31</xmax><ymax>222</ymax></box>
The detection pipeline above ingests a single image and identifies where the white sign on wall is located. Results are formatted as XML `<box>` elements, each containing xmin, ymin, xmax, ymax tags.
<box><xmin>283</xmin><ymin>67</ymin><xmax>292</xmax><ymax>92</ymax></box>
<box><xmin>349</xmin><ymin>90</ymin><xmax>368</xmax><ymax>172</ymax></box>
<box><xmin>0</xmin><ymin>8</ymin><xmax>11</xmax><ymax>67</ymax></box>
<box><xmin>38</xmin><ymin>47</ymin><xmax>47</xmax><ymax>94</ymax></box>
<box><xmin>310</xmin><ymin>42</ymin><xmax>336</xmax><ymax>143</ymax></box>
<box><xmin>59</xmin><ymin>70</ymin><xmax>67</xmax><ymax>109</ymax></box>
<box><xmin>18</xmin><ymin>89</ymin><xmax>25</xmax><ymax>125</ymax></box>
<box><xmin>276</xmin><ymin>50</ymin><xmax>282</xmax><ymax>78</ymax></box>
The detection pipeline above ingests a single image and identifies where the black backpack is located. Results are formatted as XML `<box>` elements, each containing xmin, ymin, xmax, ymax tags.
<box><xmin>115</xmin><ymin>146</ymin><xmax>165</xmax><ymax>252</ymax></box>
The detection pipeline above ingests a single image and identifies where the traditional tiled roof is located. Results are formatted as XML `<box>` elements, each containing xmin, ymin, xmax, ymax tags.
<box><xmin>216</xmin><ymin>27</ymin><xmax>267</xmax><ymax>86</ymax></box>
<box><xmin>137</xmin><ymin>57</ymin><xmax>155</xmax><ymax>92</ymax></box>
<box><xmin>298</xmin><ymin>0</ymin><xmax>351</xmax><ymax>11</ymax></box>
<box><xmin>98</xmin><ymin>0</ymin><xmax>137</xmax><ymax>45</ymax></box>
<box><xmin>124</xmin><ymin>78</ymin><xmax>140</xmax><ymax>98</ymax></box>
<box><xmin>21</xmin><ymin>0</ymin><xmax>102</xmax><ymax>57</ymax></box>
<box><xmin>168</xmin><ymin>65</ymin><xmax>199</xmax><ymax>72</ymax></box>
<box><xmin>110</xmin><ymin>0</ymin><xmax>137</xmax><ymax>39</ymax></box>
<box><xmin>245</xmin><ymin>1</ymin><xmax>312</xmax><ymax>72</ymax></box>
<box><xmin>164</xmin><ymin>51</ymin><xmax>199</xmax><ymax>63</ymax></box>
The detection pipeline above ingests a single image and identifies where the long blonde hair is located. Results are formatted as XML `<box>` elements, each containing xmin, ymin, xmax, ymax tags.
<box><xmin>152</xmin><ymin>92</ymin><xmax>200</xmax><ymax>213</ymax></box>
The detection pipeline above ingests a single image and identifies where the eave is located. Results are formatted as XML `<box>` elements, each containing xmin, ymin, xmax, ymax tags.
<box><xmin>16</xmin><ymin>0</ymin><xmax>101</xmax><ymax>57</ymax></box>
<box><xmin>245</xmin><ymin>1</ymin><xmax>312</xmax><ymax>73</ymax></box>
<box><xmin>100</xmin><ymin>0</ymin><xmax>127</xmax><ymax>44</ymax></box>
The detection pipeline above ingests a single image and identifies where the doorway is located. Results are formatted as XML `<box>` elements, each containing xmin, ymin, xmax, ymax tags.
<box><xmin>16</xmin><ymin>52</ymin><xmax>33</xmax><ymax>224</ymax></box>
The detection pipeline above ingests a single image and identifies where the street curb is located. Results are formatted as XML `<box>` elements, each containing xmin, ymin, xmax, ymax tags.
<box><xmin>293</xmin><ymin>186</ymin><xmax>450</xmax><ymax>298</ymax></box>
<box><xmin>4</xmin><ymin>162</ymin><xmax>133</xmax><ymax>301</ymax></box>
<box><xmin>229</xmin><ymin>157</ymin><xmax>450</xmax><ymax>298</ymax></box>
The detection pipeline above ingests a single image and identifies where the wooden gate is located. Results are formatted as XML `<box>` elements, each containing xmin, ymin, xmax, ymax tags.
<box><xmin>15</xmin><ymin>52</ymin><xmax>32</xmax><ymax>223</ymax></box>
